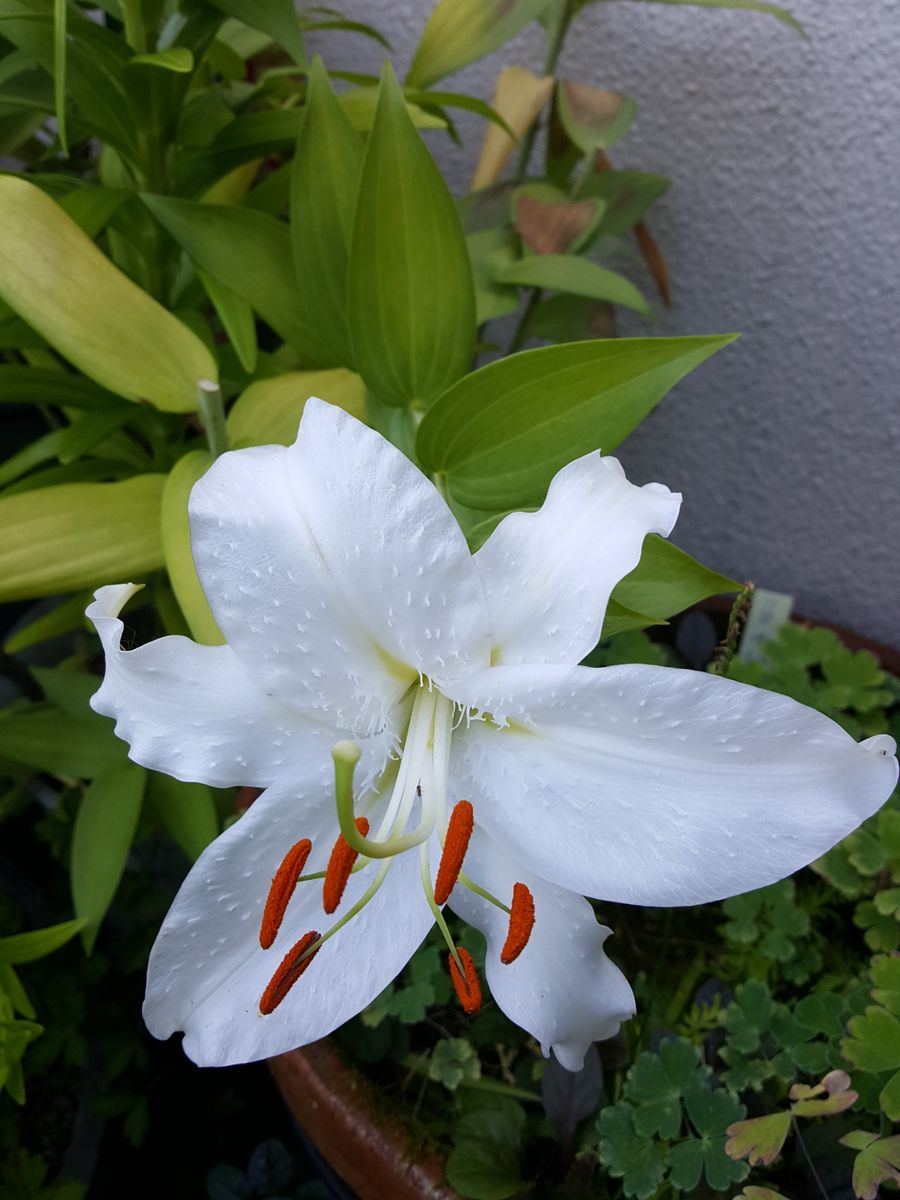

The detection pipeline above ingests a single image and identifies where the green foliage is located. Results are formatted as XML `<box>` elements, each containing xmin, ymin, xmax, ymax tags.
<box><xmin>596</xmin><ymin>1039</ymin><xmax>747</xmax><ymax>1198</ymax></box>
<box><xmin>429</xmin><ymin>1038</ymin><xmax>483</xmax><ymax>1091</ymax></box>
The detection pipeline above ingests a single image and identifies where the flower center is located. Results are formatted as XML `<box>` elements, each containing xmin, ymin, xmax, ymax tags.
<box><xmin>255</xmin><ymin>682</ymin><xmax>534</xmax><ymax>1016</ymax></box>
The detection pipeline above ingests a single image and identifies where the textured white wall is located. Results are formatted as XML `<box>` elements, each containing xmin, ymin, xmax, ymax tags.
<box><xmin>310</xmin><ymin>0</ymin><xmax>900</xmax><ymax>647</ymax></box>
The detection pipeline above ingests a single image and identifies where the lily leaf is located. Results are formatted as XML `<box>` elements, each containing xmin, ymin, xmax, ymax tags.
<box><xmin>0</xmin><ymin>178</ymin><xmax>217</xmax><ymax>412</ymax></box>
<box><xmin>347</xmin><ymin>63</ymin><xmax>475</xmax><ymax>407</ymax></box>
<box><xmin>227</xmin><ymin>369</ymin><xmax>365</xmax><ymax>448</ymax></box>
<box><xmin>147</xmin><ymin>774</ymin><xmax>219</xmax><ymax>862</ymax></box>
<box><xmin>72</xmin><ymin>762</ymin><xmax>146</xmax><ymax>951</ymax></box>
<box><xmin>495</xmin><ymin>254</ymin><xmax>651</xmax><ymax>317</ymax></box>
<box><xmin>407</xmin><ymin>0</ymin><xmax>550</xmax><ymax>88</ymax></box>
<box><xmin>471</xmin><ymin>66</ymin><xmax>554</xmax><ymax>190</ymax></box>
<box><xmin>0</xmin><ymin>475</ymin><xmax>166</xmax><ymax>602</ymax></box>
<box><xmin>204</xmin><ymin>0</ymin><xmax>306</xmax><ymax>64</ymax></box>
<box><xmin>557</xmin><ymin>80</ymin><xmax>636</xmax><ymax>156</ymax></box>
<box><xmin>417</xmin><ymin>336</ymin><xmax>735</xmax><ymax>510</ymax></box>
<box><xmin>161</xmin><ymin>451</ymin><xmax>224</xmax><ymax>646</ymax></box>
<box><xmin>291</xmin><ymin>56</ymin><xmax>364</xmax><ymax>367</ymax></box>
<box><xmin>0</xmin><ymin>919</ymin><xmax>85</xmax><ymax>965</ymax></box>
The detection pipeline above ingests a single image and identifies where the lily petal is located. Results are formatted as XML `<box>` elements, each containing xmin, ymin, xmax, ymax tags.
<box><xmin>145</xmin><ymin>761</ymin><xmax>433</xmax><ymax>1066</ymax></box>
<box><xmin>447</xmin><ymin>829</ymin><xmax>635</xmax><ymax>1071</ymax></box>
<box><xmin>87</xmin><ymin>584</ymin><xmax>329</xmax><ymax>788</ymax></box>
<box><xmin>475</xmin><ymin>452</ymin><xmax>680</xmax><ymax>666</ymax></box>
<box><xmin>190</xmin><ymin>399</ymin><xmax>490</xmax><ymax>734</ymax></box>
<box><xmin>449</xmin><ymin>663</ymin><xmax>899</xmax><ymax>905</ymax></box>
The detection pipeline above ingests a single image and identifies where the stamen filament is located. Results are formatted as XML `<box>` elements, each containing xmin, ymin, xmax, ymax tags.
<box><xmin>259</xmin><ymin>930</ymin><xmax>321</xmax><ymax>1014</ymax></box>
<box><xmin>458</xmin><ymin>871</ymin><xmax>511</xmax><ymax>914</ymax></box>
<box><xmin>304</xmin><ymin>860</ymin><xmax>392</xmax><ymax>957</ymax></box>
<box><xmin>501</xmin><ymin>883</ymin><xmax>535</xmax><ymax>965</ymax></box>
<box><xmin>434</xmin><ymin>800</ymin><xmax>474</xmax><ymax>905</ymax></box>
<box><xmin>448</xmin><ymin>947</ymin><xmax>482</xmax><ymax>1015</ymax></box>
<box><xmin>259</xmin><ymin>837</ymin><xmax>313</xmax><ymax>949</ymax></box>
<box><xmin>419</xmin><ymin>843</ymin><xmax>464</xmax><ymax>974</ymax></box>
<box><xmin>323</xmin><ymin>817</ymin><xmax>368</xmax><ymax>914</ymax></box>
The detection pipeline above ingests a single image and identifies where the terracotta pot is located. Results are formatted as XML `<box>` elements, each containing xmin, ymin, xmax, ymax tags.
<box><xmin>268</xmin><ymin>609</ymin><xmax>899</xmax><ymax>1200</ymax></box>
<box><xmin>269</xmin><ymin>1040</ymin><xmax>461</xmax><ymax>1200</ymax></box>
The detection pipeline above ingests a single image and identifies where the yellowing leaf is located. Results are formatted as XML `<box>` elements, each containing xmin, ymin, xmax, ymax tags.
<box><xmin>227</xmin><ymin>369</ymin><xmax>365</xmax><ymax>447</ymax></box>
<box><xmin>0</xmin><ymin>475</ymin><xmax>166</xmax><ymax>602</ymax></box>
<box><xmin>725</xmin><ymin>1113</ymin><xmax>791</xmax><ymax>1166</ymax></box>
<box><xmin>471</xmin><ymin>67</ymin><xmax>554</xmax><ymax>190</ymax></box>
<box><xmin>408</xmin><ymin>0</ymin><xmax>550</xmax><ymax>89</ymax></box>
<box><xmin>0</xmin><ymin>178</ymin><xmax>217</xmax><ymax>412</ymax></box>
<box><xmin>161</xmin><ymin>452</ymin><xmax>223</xmax><ymax>646</ymax></box>
<box><xmin>557</xmin><ymin>80</ymin><xmax>636</xmax><ymax>155</ymax></box>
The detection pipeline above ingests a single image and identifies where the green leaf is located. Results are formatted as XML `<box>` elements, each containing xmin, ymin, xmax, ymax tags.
<box><xmin>197</xmin><ymin>268</ymin><xmax>257</xmax><ymax>373</ymax></box>
<box><xmin>418</xmin><ymin>336</ymin><xmax>735</xmax><ymax>510</ymax></box>
<box><xmin>428</xmin><ymin>1037</ymin><xmax>481</xmax><ymax>1090</ymax></box>
<box><xmin>611</xmin><ymin>534</ymin><xmax>739</xmax><ymax>623</ymax></box>
<box><xmin>0</xmin><ymin>474</ymin><xmax>165</xmax><ymax>602</ymax></box>
<box><xmin>871</xmin><ymin>954</ymin><xmax>900</xmax><ymax>1016</ymax></box>
<box><xmin>495</xmin><ymin>254</ymin><xmax>651</xmax><ymax>316</ymax></box>
<box><xmin>4</xmin><ymin>591</ymin><xmax>91</xmax><ymax>654</ymax></box>
<box><xmin>596</xmin><ymin>1103</ymin><xmax>666</xmax><ymax>1200</ymax></box>
<box><xmin>0</xmin><ymin>364</ymin><xmax>120</xmax><ymax>410</ymax></box>
<box><xmin>724</xmin><ymin>1112</ymin><xmax>791</xmax><ymax>1166</ymax></box>
<box><xmin>291</xmin><ymin>55</ymin><xmax>364</xmax><ymax>366</ymax></box>
<box><xmin>227</xmin><ymin>368</ymin><xmax>365</xmax><ymax>447</ymax></box>
<box><xmin>879</xmin><ymin>1070</ymin><xmax>900</xmax><ymax>1122</ymax></box>
<box><xmin>0</xmin><ymin>919</ymin><xmax>84</xmax><ymax>965</ymax></box>
<box><xmin>161</xmin><ymin>451</ymin><xmax>223</xmax><ymax>645</ymax></box>
<box><xmin>347</xmin><ymin>62</ymin><xmax>475</xmax><ymax>407</ymax></box>
<box><xmin>30</xmin><ymin>666</ymin><xmax>96</xmax><ymax>717</ymax></box>
<box><xmin>599</xmin><ymin>599</ymin><xmax>666</xmax><ymax>639</ymax></box>
<box><xmin>0</xmin><ymin>178</ymin><xmax>217</xmax><ymax>411</ymax></box>
<box><xmin>445</xmin><ymin>1140</ymin><xmax>526</xmax><ymax>1200</ymax></box>
<box><xmin>619</xmin><ymin>0</ymin><xmax>805</xmax><ymax>36</ymax></box>
<box><xmin>142</xmin><ymin>194</ymin><xmax>327</xmax><ymax>365</ymax></box>
<box><xmin>147</xmin><ymin>773</ymin><xmax>218</xmax><ymax>861</ymax></box>
<box><xmin>625</xmin><ymin>1037</ymin><xmax>708</xmax><ymax>1139</ymax></box>
<box><xmin>407</xmin><ymin>0</ymin><xmax>550</xmax><ymax>88</ymax></box>
<box><xmin>52</xmin><ymin>0</ymin><xmax>67</xmax><ymax>154</ymax></box>
<box><xmin>466</xmin><ymin>228</ymin><xmax>520</xmax><ymax>324</ymax></box>
<box><xmin>0</xmin><ymin>707</ymin><xmax>127</xmax><ymax>778</ymax></box>
<box><xmin>206</xmin><ymin>0</ymin><xmax>306</xmax><ymax>65</ymax></box>
<box><xmin>71</xmin><ymin>762</ymin><xmax>145</xmax><ymax>951</ymax></box>
<box><xmin>843</xmin><ymin>1006</ymin><xmax>900</xmax><ymax>1072</ymax></box>
<box><xmin>0</xmin><ymin>963</ymin><xmax>35</xmax><ymax>1019</ymax></box>
<box><xmin>128</xmin><ymin>47</ymin><xmax>193</xmax><ymax>72</ymax></box>
<box><xmin>584</xmin><ymin>170</ymin><xmax>671</xmax><ymax>238</ymax></box>
<box><xmin>56</xmin><ymin>407</ymin><xmax>133</xmax><ymax>465</ymax></box>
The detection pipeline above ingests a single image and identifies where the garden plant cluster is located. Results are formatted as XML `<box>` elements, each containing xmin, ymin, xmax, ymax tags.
<box><xmin>0</xmin><ymin>0</ymin><xmax>896</xmax><ymax>1198</ymax></box>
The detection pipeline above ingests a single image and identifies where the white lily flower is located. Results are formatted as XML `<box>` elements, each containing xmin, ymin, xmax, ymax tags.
<box><xmin>87</xmin><ymin>398</ymin><xmax>897</xmax><ymax>1070</ymax></box>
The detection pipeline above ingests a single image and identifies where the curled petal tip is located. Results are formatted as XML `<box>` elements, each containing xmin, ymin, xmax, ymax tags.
<box><xmin>860</xmin><ymin>733</ymin><xmax>897</xmax><ymax>758</ymax></box>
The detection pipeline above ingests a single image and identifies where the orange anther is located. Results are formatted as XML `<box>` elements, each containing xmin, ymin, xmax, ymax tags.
<box><xmin>322</xmin><ymin>817</ymin><xmax>369</xmax><ymax>914</ymax></box>
<box><xmin>258</xmin><ymin>930</ymin><xmax>321</xmax><ymax>1015</ymax></box>
<box><xmin>259</xmin><ymin>838</ymin><xmax>313</xmax><ymax>949</ymax></box>
<box><xmin>434</xmin><ymin>800</ymin><xmax>474</xmax><ymax>905</ymax></box>
<box><xmin>501</xmin><ymin>883</ymin><xmax>535</xmax><ymax>964</ymax></box>
<box><xmin>448</xmin><ymin>947</ymin><xmax>482</xmax><ymax>1015</ymax></box>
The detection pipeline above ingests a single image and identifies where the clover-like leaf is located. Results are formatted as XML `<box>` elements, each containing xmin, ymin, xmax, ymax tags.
<box><xmin>625</xmin><ymin>1037</ymin><xmax>709</xmax><ymax>1139</ymax></box>
<box><xmin>670</xmin><ymin>1087</ymin><xmax>748</xmax><ymax>1191</ymax></box>
<box><xmin>722</xmin><ymin>980</ymin><xmax>774</xmax><ymax>1054</ymax></box>
<box><xmin>840</xmin><ymin>1132</ymin><xmax>900</xmax><ymax>1200</ymax></box>
<box><xmin>725</xmin><ymin>1112</ymin><xmax>792</xmax><ymax>1166</ymax></box>
<box><xmin>871</xmin><ymin>955</ymin><xmax>900</xmax><ymax>1015</ymax></box>
<box><xmin>843</xmin><ymin>1006</ymin><xmax>900</xmax><ymax>1073</ymax></box>
<box><xmin>596</xmin><ymin>1103</ymin><xmax>666</xmax><ymax>1200</ymax></box>
<box><xmin>428</xmin><ymin>1038</ymin><xmax>481</xmax><ymax>1091</ymax></box>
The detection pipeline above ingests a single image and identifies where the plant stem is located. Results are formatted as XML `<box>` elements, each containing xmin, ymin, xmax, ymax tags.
<box><xmin>791</xmin><ymin>1114</ymin><xmax>831</xmax><ymax>1200</ymax></box>
<box><xmin>513</xmin><ymin>0</ymin><xmax>574</xmax><ymax>179</ymax></box>
<box><xmin>197</xmin><ymin>380</ymin><xmax>229</xmax><ymax>460</ymax></box>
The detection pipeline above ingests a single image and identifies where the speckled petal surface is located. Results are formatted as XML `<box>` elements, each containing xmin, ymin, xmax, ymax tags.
<box><xmin>189</xmin><ymin>399</ymin><xmax>491</xmax><ymax>735</ymax></box>
<box><xmin>447</xmin><ymin>662</ymin><xmax>899</xmax><ymax>905</ymax></box>
<box><xmin>474</xmin><ymin>452</ymin><xmax>680</xmax><ymax>666</ymax></box>
<box><xmin>87</xmin><ymin>584</ymin><xmax>333</xmax><ymax>788</ymax></box>
<box><xmin>446</xmin><ymin>829</ymin><xmax>635</xmax><ymax>1071</ymax></box>
<box><xmin>144</xmin><ymin>757</ymin><xmax>434</xmax><ymax>1066</ymax></box>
